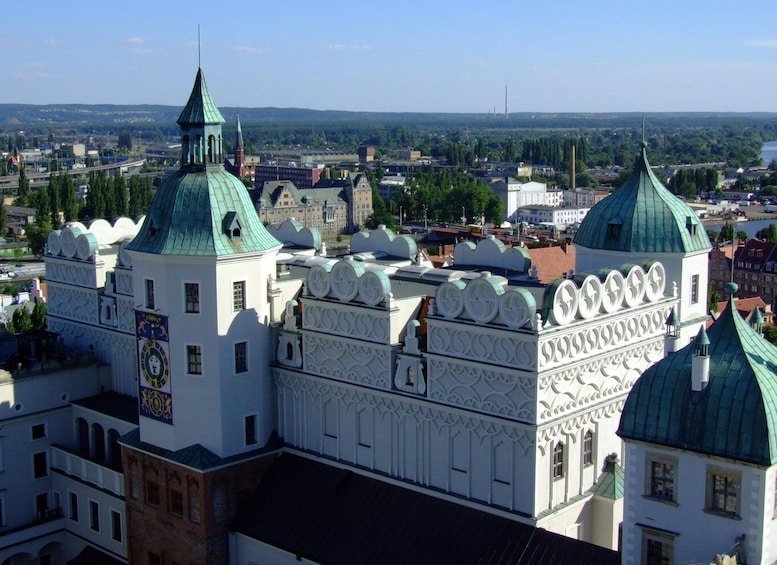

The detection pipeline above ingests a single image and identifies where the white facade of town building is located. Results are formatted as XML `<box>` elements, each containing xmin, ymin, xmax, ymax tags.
<box><xmin>517</xmin><ymin>204</ymin><xmax>590</xmax><ymax>229</ymax></box>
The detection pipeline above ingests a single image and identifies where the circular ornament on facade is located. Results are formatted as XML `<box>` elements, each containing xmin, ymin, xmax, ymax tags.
<box><xmin>47</xmin><ymin>230</ymin><xmax>62</xmax><ymax>256</ymax></box>
<box><xmin>499</xmin><ymin>288</ymin><xmax>535</xmax><ymax>328</ymax></box>
<box><xmin>644</xmin><ymin>262</ymin><xmax>666</xmax><ymax>302</ymax></box>
<box><xmin>307</xmin><ymin>265</ymin><xmax>332</xmax><ymax>298</ymax></box>
<box><xmin>140</xmin><ymin>341</ymin><xmax>170</xmax><ymax>389</ymax></box>
<box><xmin>435</xmin><ymin>280</ymin><xmax>466</xmax><ymax>319</ymax></box>
<box><xmin>464</xmin><ymin>278</ymin><xmax>500</xmax><ymax>324</ymax></box>
<box><xmin>359</xmin><ymin>270</ymin><xmax>390</xmax><ymax>307</ymax></box>
<box><xmin>600</xmin><ymin>270</ymin><xmax>625</xmax><ymax>313</ymax></box>
<box><xmin>577</xmin><ymin>275</ymin><xmax>603</xmax><ymax>319</ymax></box>
<box><xmin>76</xmin><ymin>233</ymin><xmax>98</xmax><ymax>261</ymax></box>
<box><xmin>549</xmin><ymin>279</ymin><xmax>579</xmax><ymax>326</ymax></box>
<box><xmin>330</xmin><ymin>261</ymin><xmax>360</xmax><ymax>302</ymax></box>
<box><xmin>60</xmin><ymin>227</ymin><xmax>81</xmax><ymax>259</ymax></box>
<box><xmin>623</xmin><ymin>265</ymin><xmax>647</xmax><ymax>307</ymax></box>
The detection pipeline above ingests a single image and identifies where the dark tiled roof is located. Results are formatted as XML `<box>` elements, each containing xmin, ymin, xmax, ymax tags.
<box><xmin>66</xmin><ymin>544</ymin><xmax>124</xmax><ymax>565</ymax></box>
<box><xmin>72</xmin><ymin>392</ymin><xmax>139</xmax><ymax>424</ymax></box>
<box><xmin>574</xmin><ymin>146</ymin><xmax>711</xmax><ymax>254</ymax></box>
<box><xmin>119</xmin><ymin>428</ymin><xmax>282</xmax><ymax>471</ymax></box>
<box><xmin>235</xmin><ymin>453</ymin><xmax>620</xmax><ymax>565</ymax></box>
<box><xmin>619</xmin><ymin>296</ymin><xmax>777</xmax><ymax>465</ymax></box>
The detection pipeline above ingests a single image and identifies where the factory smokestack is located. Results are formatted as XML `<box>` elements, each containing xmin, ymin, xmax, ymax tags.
<box><xmin>570</xmin><ymin>144</ymin><xmax>576</xmax><ymax>190</ymax></box>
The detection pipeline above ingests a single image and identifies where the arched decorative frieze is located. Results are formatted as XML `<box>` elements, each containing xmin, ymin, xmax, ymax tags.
<box><xmin>427</xmin><ymin>326</ymin><xmax>538</xmax><ymax>370</ymax></box>
<box><xmin>536</xmin><ymin>399</ymin><xmax>625</xmax><ymax>454</ymax></box>
<box><xmin>303</xmin><ymin>303</ymin><xmax>390</xmax><ymax>343</ymax></box>
<box><xmin>76</xmin><ymin>233</ymin><xmax>98</xmax><ymax>261</ymax></box>
<box><xmin>46</xmin><ymin>286</ymin><xmax>98</xmax><ymax>323</ymax></box>
<box><xmin>537</xmin><ymin>307</ymin><xmax>667</xmax><ymax>371</ymax></box>
<box><xmin>599</xmin><ymin>269</ymin><xmax>625</xmax><ymax>313</ymax></box>
<box><xmin>45</xmin><ymin>261</ymin><xmax>98</xmax><ymax>288</ymax></box>
<box><xmin>546</xmin><ymin>279</ymin><xmax>579</xmax><ymax>326</ymax></box>
<box><xmin>428</xmin><ymin>358</ymin><xmax>535</xmax><ymax>421</ymax></box>
<box><xmin>47</xmin><ymin>230</ymin><xmax>62</xmax><ymax>256</ymax></box>
<box><xmin>303</xmin><ymin>335</ymin><xmax>391</xmax><ymax>389</ymax></box>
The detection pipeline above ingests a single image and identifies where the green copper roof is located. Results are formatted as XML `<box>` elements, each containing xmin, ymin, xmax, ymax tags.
<box><xmin>177</xmin><ymin>68</ymin><xmax>225</xmax><ymax>126</ymax></box>
<box><xmin>574</xmin><ymin>146</ymin><xmax>711</xmax><ymax>254</ymax></box>
<box><xmin>127</xmin><ymin>166</ymin><xmax>280</xmax><ymax>256</ymax></box>
<box><xmin>593</xmin><ymin>454</ymin><xmax>624</xmax><ymax>500</ymax></box>
<box><xmin>618</xmin><ymin>297</ymin><xmax>777</xmax><ymax>466</ymax></box>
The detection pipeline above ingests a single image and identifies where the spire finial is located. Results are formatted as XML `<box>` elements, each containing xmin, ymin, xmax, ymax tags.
<box><xmin>198</xmin><ymin>25</ymin><xmax>201</xmax><ymax>68</ymax></box>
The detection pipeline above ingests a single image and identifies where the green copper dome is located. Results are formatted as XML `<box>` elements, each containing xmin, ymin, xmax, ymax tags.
<box><xmin>574</xmin><ymin>146</ymin><xmax>710</xmax><ymax>254</ymax></box>
<box><xmin>618</xmin><ymin>298</ymin><xmax>777</xmax><ymax>466</ymax></box>
<box><xmin>127</xmin><ymin>68</ymin><xmax>279</xmax><ymax>256</ymax></box>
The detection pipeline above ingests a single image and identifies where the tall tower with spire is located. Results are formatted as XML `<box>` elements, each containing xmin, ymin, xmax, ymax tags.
<box><xmin>234</xmin><ymin>114</ymin><xmax>245</xmax><ymax>176</ymax></box>
<box><xmin>121</xmin><ymin>67</ymin><xmax>281</xmax><ymax>564</ymax></box>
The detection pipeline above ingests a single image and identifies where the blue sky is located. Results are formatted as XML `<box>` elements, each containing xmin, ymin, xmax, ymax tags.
<box><xmin>4</xmin><ymin>0</ymin><xmax>777</xmax><ymax>113</ymax></box>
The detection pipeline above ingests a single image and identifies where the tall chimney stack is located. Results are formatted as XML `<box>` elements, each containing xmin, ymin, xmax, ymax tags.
<box><xmin>570</xmin><ymin>144</ymin><xmax>576</xmax><ymax>190</ymax></box>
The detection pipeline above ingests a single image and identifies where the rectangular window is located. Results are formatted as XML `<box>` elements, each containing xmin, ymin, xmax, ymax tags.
<box><xmin>245</xmin><ymin>415</ymin><xmax>257</xmax><ymax>446</ymax></box>
<box><xmin>31</xmin><ymin>423</ymin><xmax>46</xmax><ymax>440</ymax></box>
<box><xmin>33</xmin><ymin>451</ymin><xmax>48</xmax><ymax>479</ymax></box>
<box><xmin>69</xmin><ymin>491</ymin><xmax>78</xmax><ymax>522</ymax></box>
<box><xmin>187</xmin><ymin>345</ymin><xmax>202</xmax><ymax>375</ymax></box>
<box><xmin>184</xmin><ymin>283</ymin><xmax>200</xmax><ymax>313</ymax></box>
<box><xmin>146</xmin><ymin>479</ymin><xmax>160</xmax><ymax>506</ymax></box>
<box><xmin>233</xmin><ymin>281</ymin><xmax>246</xmax><ymax>311</ymax></box>
<box><xmin>706</xmin><ymin>467</ymin><xmax>740</xmax><ymax>517</ymax></box>
<box><xmin>648</xmin><ymin>457</ymin><xmax>677</xmax><ymax>502</ymax></box>
<box><xmin>552</xmin><ymin>443</ymin><xmax>565</xmax><ymax>479</ymax></box>
<box><xmin>111</xmin><ymin>509</ymin><xmax>122</xmax><ymax>542</ymax></box>
<box><xmin>690</xmin><ymin>274</ymin><xmax>699</xmax><ymax>305</ymax></box>
<box><xmin>145</xmin><ymin>279</ymin><xmax>155</xmax><ymax>310</ymax></box>
<box><xmin>89</xmin><ymin>500</ymin><xmax>100</xmax><ymax>532</ymax></box>
<box><xmin>169</xmin><ymin>488</ymin><xmax>183</xmax><ymax>517</ymax></box>
<box><xmin>642</xmin><ymin>531</ymin><xmax>674</xmax><ymax>565</ymax></box>
<box><xmin>234</xmin><ymin>341</ymin><xmax>248</xmax><ymax>373</ymax></box>
<box><xmin>35</xmin><ymin>493</ymin><xmax>48</xmax><ymax>518</ymax></box>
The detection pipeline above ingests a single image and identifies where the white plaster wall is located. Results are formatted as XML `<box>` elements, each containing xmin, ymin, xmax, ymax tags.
<box><xmin>623</xmin><ymin>441</ymin><xmax>767</xmax><ymax>565</ymax></box>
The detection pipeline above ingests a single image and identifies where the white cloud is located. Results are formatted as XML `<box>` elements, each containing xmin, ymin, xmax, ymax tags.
<box><xmin>43</xmin><ymin>39</ymin><xmax>61</xmax><ymax>46</ymax></box>
<box><xmin>126</xmin><ymin>37</ymin><xmax>144</xmax><ymax>45</ymax></box>
<box><xmin>745</xmin><ymin>38</ymin><xmax>777</xmax><ymax>48</ymax></box>
<box><xmin>232</xmin><ymin>45</ymin><xmax>266</xmax><ymax>55</ymax></box>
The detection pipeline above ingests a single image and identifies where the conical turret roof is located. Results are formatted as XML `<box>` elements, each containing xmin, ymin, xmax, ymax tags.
<box><xmin>177</xmin><ymin>68</ymin><xmax>225</xmax><ymax>126</ymax></box>
<box><xmin>574</xmin><ymin>145</ymin><xmax>710</xmax><ymax>254</ymax></box>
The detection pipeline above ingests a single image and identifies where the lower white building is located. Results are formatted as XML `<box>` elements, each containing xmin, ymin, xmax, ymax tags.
<box><xmin>518</xmin><ymin>204</ymin><xmax>590</xmax><ymax>229</ymax></box>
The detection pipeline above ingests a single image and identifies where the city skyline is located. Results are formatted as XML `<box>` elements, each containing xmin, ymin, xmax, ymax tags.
<box><xmin>4</xmin><ymin>0</ymin><xmax>777</xmax><ymax>114</ymax></box>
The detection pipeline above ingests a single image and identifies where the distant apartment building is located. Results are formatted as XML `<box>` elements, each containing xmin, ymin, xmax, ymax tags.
<box><xmin>490</xmin><ymin>180</ymin><xmax>547</xmax><ymax>223</ymax></box>
<box><xmin>254</xmin><ymin>164</ymin><xmax>322</xmax><ymax>189</ymax></box>
<box><xmin>377</xmin><ymin>175</ymin><xmax>406</xmax><ymax>203</ymax></box>
<box><xmin>517</xmin><ymin>204</ymin><xmax>590</xmax><ymax>229</ymax></box>
<box><xmin>358</xmin><ymin>145</ymin><xmax>376</xmax><ymax>163</ymax></box>
<box><xmin>563</xmin><ymin>188</ymin><xmax>610</xmax><ymax>208</ymax></box>
<box><xmin>709</xmin><ymin>239</ymin><xmax>777</xmax><ymax>311</ymax></box>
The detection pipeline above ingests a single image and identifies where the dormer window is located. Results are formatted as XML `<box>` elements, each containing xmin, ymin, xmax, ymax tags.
<box><xmin>607</xmin><ymin>222</ymin><xmax>621</xmax><ymax>238</ymax></box>
<box><xmin>686</xmin><ymin>216</ymin><xmax>697</xmax><ymax>235</ymax></box>
<box><xmin>223</xmin><ymin>212</ymin><xmax>242</xmax><ymax>239</ymax></box>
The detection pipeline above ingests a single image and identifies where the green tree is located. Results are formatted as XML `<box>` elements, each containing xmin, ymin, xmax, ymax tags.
<box><xmin>31</xmin><ymin>300</ymin><xmax>47</xmax><ymax>331</ymax></box>
<box><xmin>756</xmin><ymin>224</ymin><xmax>777</xmax><ymax>242</ymax></box>
<box><xmin>764</xmin><ymin>325</ymin><xmax>777</xmax><ymax>346</ymax></box>
<box><xmin>719</xmin><ymin>223</ymin><xmax>734</xmax><ymax>242</ymax></box>
<box><xmin>0</xmin><ymin>203</ymin><xmax>6</xmax><ymax>236</ymax></box>
<box><xmin>736</xmin><ymin>230</ymin><xmax>748</xmax><ymax>242</ymax></box>
<box><xmin>708</xmin><ymin>287</ymin><xmax>720</xmax><ymax>314</ymax></box>
<box><xmin>11</xmin><ymin>307</ymin><xmax>32</xmax><ymax>333</ymax></box>
<box><xmin>18</xmin><ymin>167</ymin><xmax>29</xmax><ymax>198</ymax></box>
<box><xmin>24</xmin><ymin>218</ymin><xmax>52</xmax><ymax>257</ymax></box>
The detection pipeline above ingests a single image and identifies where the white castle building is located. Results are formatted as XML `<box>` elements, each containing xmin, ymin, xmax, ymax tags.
<box><xmin>0</xmin><ymin>68</ymin><xmax>714</xmax><ymax>564</ymax></box>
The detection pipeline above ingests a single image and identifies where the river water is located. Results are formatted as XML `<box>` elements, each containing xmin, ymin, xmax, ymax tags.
<box><xmin>706</xmin><ymin>218</ymin><xmax>777</xmax><ymax>239</ymax></box>
<box><xmin>762</xmin><ymin>140</ymin><xmax>777</xmax><ymax>166</ymax></box>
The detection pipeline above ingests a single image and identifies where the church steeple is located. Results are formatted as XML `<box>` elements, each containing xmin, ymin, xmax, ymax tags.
<box><xmin>234</xmin><ymin>113</ymin><xmax>245</xmax><ymax>172</ymax></box>
<box><xmin>177</xmin><ymin>68</ymin><xmax>226</xmax><ymax>168</ymax></box>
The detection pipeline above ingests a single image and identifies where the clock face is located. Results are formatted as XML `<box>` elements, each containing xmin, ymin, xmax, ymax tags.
<box><xmin>141</xmin><ymin>341</ymin><xmax>169</xmax><ymax>389</ymax></box>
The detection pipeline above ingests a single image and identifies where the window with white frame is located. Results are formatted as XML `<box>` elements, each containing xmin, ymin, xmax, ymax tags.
<box><xmin>31</xmin><ymin>423</ymin><xmax>46</xmax><ymax>440</ymax></box>
<box><xmin>33</xmin><ymin>451</ymin><xmax>48</xmax><ymax>479</ymax></box>
<box><xmin>690</xmin><ymin>274</ymin><xmax>699</xmax><ymax>305</ymax></box>
<box><xmin>647</xmin><ymin>455</ymin><xmax>677</xmax><ymax>503</ymax></box>
<box><xmin>69</xmin><ymin>491</ymin><xmax>78</xmax><ymax>522</ymax></box>
<box><xmin>89</xmin><ymin>500</ymin><xmax>100</xmax><ymax>532</ymax></box>
<box><xmin>706</xmin><ymin>467</ymin><xmax>740</xmax><ymax>517</ymax></box>
<box><xmin>233</xmin><ymin>281</ymin><xmax>246</xmax><ymax>311</ymax></box>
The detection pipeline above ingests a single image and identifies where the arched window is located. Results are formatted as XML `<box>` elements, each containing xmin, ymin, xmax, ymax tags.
<box><xmin>583</xmin><ymin>431</ymin><xmax>594</xmax><ymax>467</ymax></box>
<box><xmin>552</xmin><ymin>442</ymin><xmax>565</xmax><ymax>479</ymax></box>
<box><xmin>286</xmin><ymin>342</ymin><xmax>293</xmax><ymax>360</ymax></box>
<box><xmin>182</xmin><ymin>134</ymin><xmax>190</xmax><ymax>164</ymax></box>
<box><xmin>76</xmin><ymin>418</ymin><xmax>89</xmax><ymax>454</ymax></box>
<box><xmin>207</xmin><ymin>135</ymin><xmax>215</xmax><ymax>163</ymax></box>
<box><xmin>91</xmin><ymin>423</ymin><xmax>105</xmax><ymax>461</ymax></box>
